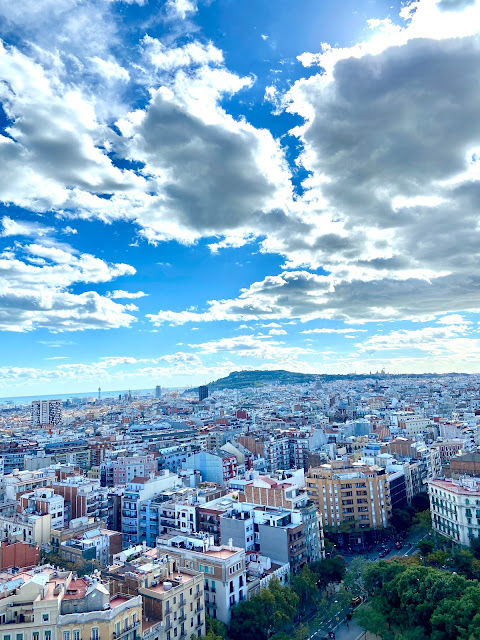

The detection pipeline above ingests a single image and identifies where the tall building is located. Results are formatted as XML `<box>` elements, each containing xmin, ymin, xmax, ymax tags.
<box><xmin>155</xmin><ymin>385</ymin><xmax>162</xmax><ymax>399</ymax></box>
<box><xmin>31</xmin><ymin>399</ymin><xmax>62</xmax><ymax>427</ymax></box>
<box><xmin>199</xmin><ymin>385</ymin><xmax>209</xmax><ymax>402</ymax></box>
<box><xmin>305</xmin><ymin>461</ymin><xmax>391</xmax><ymax>531</ymax></box>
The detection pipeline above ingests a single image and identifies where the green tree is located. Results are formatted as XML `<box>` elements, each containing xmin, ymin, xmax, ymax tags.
<box><xmin>416</xmin><ymin>539</ymin><xmax>435</xmax><ymax>556</ymax></box>
<box><xmin>291</xmin><ymin>566</ymin><xmax>319</xmax><ymax>612</ymax></box>
<box><xmin>310</xmin><ymin>556</ymin><xmax>347</xmax><ymax>589</ymax></box>
<box><xmin>390</xmin><ymin>509</ymin><xmax>413</xmax><ymax>534</ymax></box>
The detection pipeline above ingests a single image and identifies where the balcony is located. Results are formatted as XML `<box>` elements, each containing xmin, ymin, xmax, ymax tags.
<box><xmin>195</xmin><ymin>590</ymin><xmax>203</xmax><ymax>597</ymax></box>
<box><xmin>195</xmin><ymin>606</ymin><xmax>204</xmax><ymax>614</ymax></box>
<box><xmin>178</xmin><ymin>614</ymin><xmax>187</xmax><ymax>623</ymax></box>
<box><xmin>113</xmin><ymin>621</ymin><xmax>140</xmax><ymax>639</ymax></box>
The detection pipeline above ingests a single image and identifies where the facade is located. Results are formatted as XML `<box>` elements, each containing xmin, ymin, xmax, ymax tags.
<box><xmin>428</xmin><ymin>477</ymin><xmax>480</xmax><ymax>546</ymax></box>
<box><xmin>306</xmin><ymin>462</ymin><xmax>391</xmax><ymax>530</ymax></box>
<box><xmin>31</xmin><ymin>399</ymin><xmax>63</xmax><ymax>428</ymax></box>
<box><xmin>183</xmin><ymin>451</ymin><xmax>237</xmax><ymax>484</ymax></box>
<box><xmin>18</xmin><ymin>488</ymin><xmax>65</xmax><ymax>529</ymax></box>
<box><xmin>104</xmin><ymin>546</ymin><xmax>206</xmax><ymax>640</ymax></box>
<box><xmin>157</xmin><ymin>535</ymin><xmax>246</xmax><ymax>624</ymax></box>
<box><xmin>121</xmin><ymin>473</ymin><xmax>181</xmax><ymax>547</ymax></box>
<box><xmin>53</xmin><ymin>477</ymin><xmax>108</xmax><ymax>524</ymax></box>
<box><xmin>112</xmin><ymin>455</ymin><xmax>157</xmax><ymax>486</ymax></box>
<box><xmin>199</xmin><ymin>386</ymin><xmax>209</xmax><ymax>402</ymax></box>
<box><xmin>155</xmin><ymin>386</ymin><xmax>162</xmax><ymax>399</ymax></box>
<box><xmin>0</xmin><ymin>566</ymin><xmax>142</xmax><ymax>640</ymax></box>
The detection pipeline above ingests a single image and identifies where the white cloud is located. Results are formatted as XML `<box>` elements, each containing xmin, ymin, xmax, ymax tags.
<box><xmin>268</xmin><ymin>328</ymin><xmax>287</xmax><ymax>335</ymax></box>
<box><xmin>107</xmin><ymin>290</ymin><xmax>149</xmax><ymax>299</ymax></box>
<box><xmin>301</xmin><ymin>328</ymin><xmax>368</xmax><ymax>334</ymax></box>
<box><xmin>0</xmin><ymin>240</ymin><xmax>137</xmax><ymax>331</ymax></box>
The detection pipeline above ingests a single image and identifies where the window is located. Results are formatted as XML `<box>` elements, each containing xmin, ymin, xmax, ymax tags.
<box><xmin>91</xmin><ymin>629</ymin><xmax>99</xmax><ymax>640</ymax></box>
<box><xmin>44</xmin><ymin>632</ymin><xmax>51</xmax><ymax>640</ymax></box>
<box><xmin>63</xmin><ymin>633</ymin><xmax>70</xmax><ymax>640</ymax></box>
<box><xmin>42</xmin><ymin>614</ymin><xmax>50</xmax><ymax>623</ymax></box>
<box><xmin>33</xmin><ymin>633</ymin><xmax>39</xmax><ymax>640</ymax></box>
<box><xmin>16</xmin><ymin>635</ymin><xmax>23</xmax><ymax>640</ymax></box>
<box><xmin>73</xmin><ymin>632</ymin><xmax>80</xmax><ymax>640</ymax></box>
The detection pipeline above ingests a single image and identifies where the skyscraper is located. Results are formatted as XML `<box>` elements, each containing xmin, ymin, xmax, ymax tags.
<box><xmin>155</xmin><ymin>385</ymin><xmax>162</xmax><ymax>399</ymax></box>
<box><xmin>31</xmin><ymin>399</ymin><xmax>62</xmax><ymax>428</ymax></box>
<box><xmin>199</xmin><ymin>385</ymin><xmax>209</xmax><ymax>402</ymax></box>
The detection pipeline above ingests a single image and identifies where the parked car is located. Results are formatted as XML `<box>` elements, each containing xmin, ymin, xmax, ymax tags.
<box><xmin>395</xmin><ymin>541</ymin><xmax>403</xmax><ymax>550</ymax></box>
<box><xmin>351</xmin><ymin>596</ymin><xmax>362</xmax><ymax>607</ymax></box>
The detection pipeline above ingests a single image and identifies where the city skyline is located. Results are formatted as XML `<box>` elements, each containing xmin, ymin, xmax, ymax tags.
<box><xmin>2</xmin><ymin>0</ymin><xmax>480</xmax><ymax>396</ymax></box>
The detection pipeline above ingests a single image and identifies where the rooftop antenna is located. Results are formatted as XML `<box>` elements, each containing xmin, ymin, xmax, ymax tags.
<box><xmin>98</xmin><ymin>387</ymin><xmax>101</xmax><ymax>400</ymax></box>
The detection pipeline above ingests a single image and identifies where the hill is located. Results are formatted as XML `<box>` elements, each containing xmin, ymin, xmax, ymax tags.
<box><xmin>184</xmin><ymin>369</ymin><xmax>450</xmax><ymax>395</ymax></box>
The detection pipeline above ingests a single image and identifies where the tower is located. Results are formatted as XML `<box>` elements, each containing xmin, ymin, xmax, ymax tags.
<box><xmin>199</xmin><ymin>385</ymin><xmax>209</xmax><ymax>402</ymax></box>
<box><xmin>98</xmin><ymin>386</ymin><xmax>101</xmax><ymax>400</ymax></box>
<box><xmin>155</xmin><ymin>385</ymin><xmax>162</xmax><ymax>399</ymax></box>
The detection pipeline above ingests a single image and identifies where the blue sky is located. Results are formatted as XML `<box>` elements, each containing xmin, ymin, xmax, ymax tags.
<box><xmin>1</xmin><ymin>0</ymin><xmax>480</xmax><ymax>396</ymax></box>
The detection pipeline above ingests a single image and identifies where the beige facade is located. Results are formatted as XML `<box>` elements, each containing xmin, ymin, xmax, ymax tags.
<box><xmin>103</xmin><ymin>545</ymin><xmax>206</xmax><ymax>640</ymax></box>
<box><xmin>306</xmin><ymin>462</ymin><xmax>391</xmax><ymax>530</ymax></box>
<box><xmin>0</xmin><ymin>566</ymin><xmax>142</xmax><ymax>640</ymax></box>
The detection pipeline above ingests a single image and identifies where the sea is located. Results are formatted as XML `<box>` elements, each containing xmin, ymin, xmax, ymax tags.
<box><xmin>0</xmin><ymin>388</ymin><xmax>156</xmax><ymax>407</ymax></box>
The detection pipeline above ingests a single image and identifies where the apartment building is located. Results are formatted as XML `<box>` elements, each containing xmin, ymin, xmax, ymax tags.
<box><xmin>431</xmin><ymin>439</ymin><xmax>464</xmax><ymax>464</ymax></box>
<box><xmin>220</xmin><ymin>503</ymin><xmax>309</xmax><ymax>573</ymax></box>
<box><xmin>122</xmin><ymin>472</ymin><xmax>181</xmax><ymax>547</ymax></box>
<box><xmin>0</xmin><ymin>566</ymin><xmax>142</xmax><ymax>640</ymax></box>
<box><xmin>104</xmin><ymin>545</ymin><xmax>205</xmax><ymax>640</ymax></box>
<box><xmin>31</xmin><ymin>399</ymin><xmax>62</xmax><ymax>428</ymax></box>
<box><xmin>306</xmin><ymin>462</ymin><xmax>391</xmax><ymax>530</ymax></box>
<box><xmin>157</xmin><ymin>534</ymin><xmax>246</xmax><ymax>624</ymax></box>
<box><xmin>238</xmin><ymin>474</ymin><xmax>324</xmax><ymax>563</ymax></box>
<box><xmin>18</xmin><ymin>487</ymin><xmax>65</xmax><ymax>529</ymax></box>
<box><xmin>183</xmin><ymin>450</ymin><xmax>237</xmax><ymax>484</ymax></box>
<box><xmin>111</xmin><ymin>455</ymin><xmax>157</xmax><ymax>486</ymax></box>
<box><xmin>53</xmin><ymin>476</ymin><xmax>108</xmax><ymax>524</ymax></box>
<box><xmin>429</xmin><ymin>477</ymin><xmax>480</xmax><ymax>546</ymax></box>
<box><xmin>2</xmin><ymin>469</ymin><xmax>57</xmax><ymax>503</ymax></box>
<box><xmin>0</xmin><ymin>511</ymin><xmax>51</xmax><ymax>545</ymax></box>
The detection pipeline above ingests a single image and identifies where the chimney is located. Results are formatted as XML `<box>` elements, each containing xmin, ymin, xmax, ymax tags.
<box><xmin>228</xmin><ymin>538</ymin><xmax>233</xmax><ymax>551</ymax></box>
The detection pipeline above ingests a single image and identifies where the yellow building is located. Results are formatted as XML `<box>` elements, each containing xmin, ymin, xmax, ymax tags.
<box><xmin>0</xmin><ymin>566</ymin><xmax>142</xmax><ymax>640</ymax></box>
<box><xmin>306</xmin><ymin>461</ymin><xmax>391</xmax><ymax>530</ymax></box>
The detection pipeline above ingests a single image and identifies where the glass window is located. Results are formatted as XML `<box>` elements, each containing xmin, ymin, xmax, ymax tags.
<box><xmin>42</xmin><ymin>614</ymin><xmax>49</xmax><ymax>623</ymax></box>
<box><xmin>16</xmin><ymin>635</ymin><xmax>23</xmax><ymax>640</ymax></box>
<box><xmin>44</xmin><ymin>632</ymin><xmax>51</xmax><ymax>640</ymax></box>
<box><xmin>91</xmin><ymin>629</ymin><xmax>99</xmax><ymax>640</ymax></box>
<box><xmin>63</xmin><ymin>633</ymin><xmax>70</xmax><ymax>640</ymax></box>
<box><xmin>73</xmin><ymin>632</ymin><xmax>80</xmax><ymax>640</ymax></box>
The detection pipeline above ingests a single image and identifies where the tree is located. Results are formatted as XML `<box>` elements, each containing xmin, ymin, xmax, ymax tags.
<box><xmin>390</xmin><ymin>509</ymin><xmax>413</xmax><ymax>534</ymax></box>
<box><xmin>291</xmin><ymin>566</ymin><xmax>319</xmax><ymax>613</ymax></box>
<box><xmin>310</xmin><ymin>556</ymin><xmax>347</xmax><ymax>589</ymax></box>
<box><xmin>416</xmin><ymin>539</ymin><xmax>434</xmax><ymax>556</ymax></box>
<box><xmin>228</xmin><ymin>577</ymin><xmax>298</xmax><ymax>640</ymax></box>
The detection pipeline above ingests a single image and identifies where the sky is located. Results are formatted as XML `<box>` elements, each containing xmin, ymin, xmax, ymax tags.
<box><xmin>1</xmin><ymin>0</ymin><xmax>480</xmax><ymax>396</ymax></box>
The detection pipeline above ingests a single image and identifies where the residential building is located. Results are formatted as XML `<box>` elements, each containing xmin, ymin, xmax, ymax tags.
<box><xmin>121</xmin><ymin>472</ymin><xmax>181</xmax><ymax>547</ymax></box>
<box><xmin>53</xmin><ymin>476</ymin><xmax>108</xmax><ymax>524</ymax></box>
<box><xmin>104</xmin><ymin>545</ymin><xmax>206</xmax><ymax>640</ymax></box>
<box><xmin>183</xmin><ymin>450</ymin><xmax>237</xmax><ymax>484</ymax></box>
<box><xmin>156</xmin><ymin>534</ymin><xmax>246</xmax><ymax>624</ymax></box>
<box><xmin>305</xmin><ymin>461</ymin><xmax>391</xmax><ymax>530</ymax></box>
<box><xmin>429</xmin><ymin>476</ymin><xmax>480</xmax><ymax>546</ymax></box>
<box><xmin>31</xmin><ymin>399</ymin><xmax>62</xmax><ymax>428</ymax></box>
<box><xmin>18</xmin><ymin>487</ymin><xmax>65</xmax><ymax>529</ymax></box>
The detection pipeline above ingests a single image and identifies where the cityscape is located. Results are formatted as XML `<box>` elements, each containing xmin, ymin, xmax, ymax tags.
<box><xmin>2</xmin><ymin>0</ymin><xmax>480</xmax><ymax>638</ymax></box>
<box><xmin>0</xmin><ymin>372</ymin><xmax>477</xmax><ymax>638</ymax></box>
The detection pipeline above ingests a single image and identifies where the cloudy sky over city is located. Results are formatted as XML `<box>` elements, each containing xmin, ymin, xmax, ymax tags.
<box><xmin>1</xmin><ymin>0</ymin><xmax>480</xmax><ymax>395</ymax></box>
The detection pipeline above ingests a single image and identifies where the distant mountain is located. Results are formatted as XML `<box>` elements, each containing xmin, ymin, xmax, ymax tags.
<box><xmin>184</xmin><ymin>368</ymin><xmax>450</xmax><ymax>395</ymax></box>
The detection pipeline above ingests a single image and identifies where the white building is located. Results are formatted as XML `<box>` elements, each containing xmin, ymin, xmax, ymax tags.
<box><xmin>31</xmin><ymin>399</ymin><xmax>62</xmax><ymax>427</ymax></box>
<box><xmin>429</xmin><ymin>477</ymin><xmax>480</xmax><ymax>546</ymax></box>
